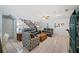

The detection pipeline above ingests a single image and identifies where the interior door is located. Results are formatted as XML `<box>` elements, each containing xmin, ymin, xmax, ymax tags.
<box><xmin>2</xmin><ymin>15</ymin><xmax>14</xmax><ymax>39</ymax></box>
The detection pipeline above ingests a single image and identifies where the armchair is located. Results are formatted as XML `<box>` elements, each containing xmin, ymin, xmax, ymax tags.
<box><xmin>22</xmin><ymin>32</ymin><xmax>40</xmax><ymax>51</ymax></box>
<box><xmin>42</xmin><ymin>28</ymin><xmax>53</xmax><ymax>37</ymax></box>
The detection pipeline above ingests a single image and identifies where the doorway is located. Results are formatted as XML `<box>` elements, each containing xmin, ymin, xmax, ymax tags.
<box><xmin>2</xmin><ymin>15</ymin><xmax>15</xmax><ymax>39</ymax></box>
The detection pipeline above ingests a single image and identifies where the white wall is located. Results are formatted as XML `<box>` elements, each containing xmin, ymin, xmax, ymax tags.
<box><xmin>0</xmin><ymin>5</ymin><xmax>78</xmax><ymax>36</ymax></box>
<box><xmin>17</xmin><ymin>15</ymin><xmax>70</xmax><ymax>36</ymax></box>
<box><xmin>0</xmin><ymin>11</ymin><xmax>2</xmax><ymax>40</ymax></box>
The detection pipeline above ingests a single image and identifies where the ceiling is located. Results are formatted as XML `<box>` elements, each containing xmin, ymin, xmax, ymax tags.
<box><xmin>0</xmin><ymin>5</ymin><xmax>79</xmax><ymax>18</ymax></box>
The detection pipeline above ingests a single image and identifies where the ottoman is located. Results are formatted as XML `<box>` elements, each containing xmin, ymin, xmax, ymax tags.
<box><xmin>38</xmin><ymin>32</ymin><xmax>47</xmax><ymax>42</ymax></box>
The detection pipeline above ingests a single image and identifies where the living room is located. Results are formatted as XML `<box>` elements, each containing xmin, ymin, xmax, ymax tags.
<box><xmin>0</xmin><ymin>5</ymin><xmax>79</xmax><ymax>53</ymax></box>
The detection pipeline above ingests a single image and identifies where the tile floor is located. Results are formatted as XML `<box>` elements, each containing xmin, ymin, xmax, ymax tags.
<box><xmin>5</xmin><ymin>33</ymin><xmax>69</xmax><ymax>53</ymax></box>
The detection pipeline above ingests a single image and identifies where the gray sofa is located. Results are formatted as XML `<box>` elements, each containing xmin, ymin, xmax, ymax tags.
<box><xmin>23</xmin><ymin>28</ymin><xmax>40</xmax><ymax>36</ymax></box>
